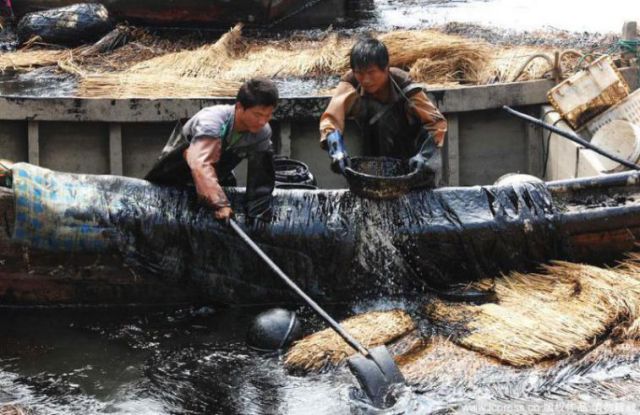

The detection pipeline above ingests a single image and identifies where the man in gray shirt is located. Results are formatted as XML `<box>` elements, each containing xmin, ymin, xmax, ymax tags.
<box><xmin>146</xmin><ymin>78</ymin><xmax>278</xmax><ymax>222</ymax></box>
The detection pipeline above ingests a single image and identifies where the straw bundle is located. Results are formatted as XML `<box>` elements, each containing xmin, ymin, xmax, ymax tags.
<box><xmin>409</xmin><ymin>55</ymin><xmax>483</xmax><ymax>84</ymax></box>
<box><xmin>128</xmin><ymin>24</ymin><xmax>245</xmax><ymax>78</ymax></box>
<box><xmin>224</xmin><ymin>34</ymin><xmax>350</xmax><ymax>80</ymax></box>
<box><xmin>381</xmin><ymin>30</ymin><xmax>490</xmax><ymax>83</ymax></box>
<box><xmin>0</xmin><ymin>49</ymin><xmax>77</xmax><ymax>72</ymax></box>
<box><xmin>426</xmin><ymin>261</ymin><xmax>640</xmax><ymax>367</ymax></box>
<box><xmin>76</xmin><ymin>73</ymin><xmax>241</xmax><ymax>98</ymax></box>
<box><xmin>0</xmin><ymin>25</ymin><xmax>148</xmax><ymax>73</ymax></box>
<box><xmin>607</xmin><ymin>252</ymin><xmax>640</xmax><ymax>339</ymax></box>
<box><xmin>397</xmin><ymin>335</ymin><xmax>499</xmax><ymax>387</ymax></box>
<box><xmin>284</xmin><ymin>309</ymin><xmax>415</xmax><ymax>372</ymax></box>
<box><xmin>0</xmin><ymin>405</ymin><xmax>29</xmax><ymax>415</ymax></box>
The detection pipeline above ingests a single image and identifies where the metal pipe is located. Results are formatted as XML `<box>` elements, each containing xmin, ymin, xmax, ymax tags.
<box><xmin>503</xmin><ymin>105</ymin><xmax>640</xmax><ymax>171</ymax></box>
<box><xmin>548</xmin><ymin>169</ymin><xmax>640</xmax><ymax>192</ymax></box>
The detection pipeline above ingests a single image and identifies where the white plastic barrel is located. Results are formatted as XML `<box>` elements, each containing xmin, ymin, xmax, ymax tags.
<box><xmin>494</xmin><ymin>173</ymin><xmax>543</xmax><ymax>186</ymax></box>
<box><xmin>590</xmin><ymin>120</ymin><xmax>640</xmax><ymax>172</ymax></box>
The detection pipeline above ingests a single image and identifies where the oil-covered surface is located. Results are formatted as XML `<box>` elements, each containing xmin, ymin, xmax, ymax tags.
<box><xmin>0</xmin><ymin>305</ymin><xmax>358</xmax><ymax>415</ymax></box>
<box><xmin>0</xmin><ymin>69</ymin><xmax>76</xmax><ymax>97</ymax></box>
<box><xmin>2</xmin><ymin>303</ymin><xmax>640</xmax><ymax>414</ymax></box>
<box><xmin>8</xmin><ymin>162</ymin><xmax>562</xmax><ymax>304</ymax></box>
<box><xmin>9</xmin><ymin>163</ymin><xmax>640</xmax><ymax>305</ymax></box>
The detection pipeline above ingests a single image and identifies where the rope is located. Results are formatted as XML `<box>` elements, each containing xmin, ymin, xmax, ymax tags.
<box><xmin>616</xmin><ymin>38</ymin><xmax>640</xmax><ymax>80</ymax></box>
<box><xmin>511</xmin><ymin>54</ymin><xmax>555</xmax><ymax>82</ymax></box>
<box><xmin>618</xmin><ymin>39</ymin><xmax>640</xmax><ymax>55</ymax></box>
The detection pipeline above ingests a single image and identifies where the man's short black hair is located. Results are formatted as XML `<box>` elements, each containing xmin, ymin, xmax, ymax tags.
<box><xmin>236</xmin><ymin>78</ymin><xmax>279</xmax><ymax>109</ymax></box>
<box><xmin>350</xmin><ymin>37</ymin><xmax>389</xmax><ymax>71</ymax></box>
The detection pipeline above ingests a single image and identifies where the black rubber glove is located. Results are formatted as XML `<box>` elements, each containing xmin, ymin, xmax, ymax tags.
<box><xmin>408</xmin><ymin>134</ymin><xmax>442</xmax><ymax>188</ymax></box>
<box><xmin>326</xmin><ymin>130</ymin><xmax>350</xmax><ymax>175</ymax></box>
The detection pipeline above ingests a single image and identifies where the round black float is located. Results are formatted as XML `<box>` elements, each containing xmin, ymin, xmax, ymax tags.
<box><xmin>246</xmin><ymin>308</ymin><xmax>302</xmax><ymax>352</ymax></box>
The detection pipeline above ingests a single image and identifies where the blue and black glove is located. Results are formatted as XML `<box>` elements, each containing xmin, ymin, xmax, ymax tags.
<box><xmin>409</xmin><ymin>134</ymin><xmax>442</xmax><ymax>188</ymax></box>
<box><xmin>326</xmin><ymin>130</ymin><xmax>350</xmax><ymax>175</ymax></box>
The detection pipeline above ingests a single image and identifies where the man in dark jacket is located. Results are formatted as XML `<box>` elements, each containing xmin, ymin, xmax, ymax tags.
<box><xmin>319</xmin><ymin>37</ymin><xmax>447</xmax><ymax>186</ymax></box>
<box><xmin>146</xmin><ymin>78</ymin><xmax>278</xmax><ymax>222</ymax></box>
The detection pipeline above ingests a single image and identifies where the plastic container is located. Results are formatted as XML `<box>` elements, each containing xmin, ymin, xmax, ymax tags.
<box><xmin>547</xmin><ymin>56</ymin><xmax>630</xmax><ymax>129</ymax></box>
<box><xmin>274</xmin><ymin>157</ymin><xmax>317</xmax><ymax>187</ymax></box>
<box><xmin>577</xmin><ymin>88</ymin><xmax>640</xmax><ymax>139</ymax></box>
<box><xmin>589</xmin><ymin>120</ymin><xmax>640</xmax><ymax>172</ymax></box>
<box><xmin>494</xmin><ymin>173</ymin><xmax>543</xmax><ymax>186</ymax></box>
<box><xmin>344</xmin><ymin>157</ymin><xmax>427</xmax><ymax>199</ymax></box>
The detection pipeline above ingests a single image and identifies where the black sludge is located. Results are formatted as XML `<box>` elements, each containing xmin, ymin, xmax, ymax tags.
<box><xmin>397</xmin><ymin>181</ymin><xmax>558</xmax><ymax>287</ymax></box>
<box><xmin>10</xmin><ymin>163</ymin><xmax>562</xmax><ymax>304</ymax></box>
<box><xmin>17</xmin><ymin>3</ymin><xmax>112</xmax><ymax>46</ymax></box>
<box><xmin>107</xmin><ymin>181</ymin><xmax>559</xmax><ymax>302</ymax></box>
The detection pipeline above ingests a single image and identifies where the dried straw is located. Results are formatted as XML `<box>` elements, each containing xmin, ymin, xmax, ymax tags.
<box><xmin>128</xmin><ymin>24</ymin><xmax>245</xmax><ymax>78</ymax></box>
<box><xmin>381</xmin><ymin>30</ymin><xmax>490</xmax><ymax>80</ymax></box>
<box><xmin>0</xmin><ymin>25</ymin><xmax>151</xmax><ymax>73</ymax></box>
<box><xmin>0</xmin><ymin>405</ymin><xmax>30</xmax><ymax>415</ymax></box>
<box><xmin>222</xmin><ymin>34</ymin><xmax>351</xmax><ymax>80</ymax></box>
<box><xmin>0</xmin><ymin>49</ymin><xmax>76</xmax><ymax>72</ymax></box>
<box><xmin>78</xmin><ymin>28</ymin><xmax>490</xmax><ymax>97</ymax></box>
<box><xmin>284</xmin><ymin>309</ymin><xmax>415</xmax><ymax>372</ymax></box>
<box><xmin>397</xmin><ymin>335</ymin><xmax>499</xmax><ymax>386</ymax></box>
<box><xmin>426</xmin><ymin>261</ymin><xmax>640</xmax><ymax>367</ymax></box>
<box><xmin>76</xmin><ymin>73</ymin><xmax>241</xmax><ymax>98</ymax></box>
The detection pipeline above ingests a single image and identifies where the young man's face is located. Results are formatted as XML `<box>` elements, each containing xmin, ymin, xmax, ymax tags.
<box><xmin>353</xmin><ymin>64</ymin><xmax>389</xmax><ymax>95</ymax></box>
<box><xmin>236</xmin><ymin>104</ymin><xmax>274</xmax><ymax>133</ymax></box>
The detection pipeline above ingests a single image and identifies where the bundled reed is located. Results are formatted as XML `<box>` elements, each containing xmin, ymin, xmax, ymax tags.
<box><xmin>0</xmin><ymin>25</ymin><xmax>152</xmax><ymax>73</ymax></box>
<box><xmin>397</xmin><ymin>335</ymin><xmax>499</xmax><ymax>387</ymax></box>
<box><xmin>73</xmin><ymin>25</ymin><xmax>586</xmax><ymax>98</ymax></box>
<box><xmin>284</xmin><ymin>309</ymin><xmax>414</xmax><ymax>372</ymax></box>
<box><xmin>0</xmin><ymin>49</ymin><xmax>76</xmax><ymax>72</ymax></box>
<box><xmin>223</xmin><ymin>33</ymin><xmax>351</xmax><ymax>80</ymax></box>
<box><xmin>0</xmin><ymin>405</ymin><xmax>29</xmax><ymax>415</ymax></box>
<box><xmin>426</xmin><ymin>261</ymin><xmax>640</xmax><ymax>367</ymax></box>
<box><xmin>76</xmin><ymin>73</ymin><xmax>241</xmax><ymax>98</ymax></box>
<box><xmin>382</xmin><ymin>30</ymin><xmax>490</xmax><ymax>84</ymax></box>
<box><xmin>78</xmin><ymin>28</ymin><xmax>490</xmax><ymax>97</ymax></box>
<box><xmin>128</xmin><ymin>24</ymin><xmax>245</xmax><ymax>78</ymax></box>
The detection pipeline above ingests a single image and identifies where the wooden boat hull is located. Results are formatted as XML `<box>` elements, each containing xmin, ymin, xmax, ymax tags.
<box><xmin>2</xmin><ymin>164</ymin><xmax>640</xmax><ymax>306</ymax></box>
<box><xmin>12</xmin><ymin>0</ymin><xmax>345</xmax><ymax>27</ymax></box>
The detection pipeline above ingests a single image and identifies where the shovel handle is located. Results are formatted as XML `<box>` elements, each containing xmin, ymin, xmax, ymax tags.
<box><xmin>229</xmin><ymin>219</ymin><xmax>369</xmax><ymax>356</ymax></box>
<box><xmin>503</xmin><ymin>105</ymin><xmax>640</xmax><ymax>171</ymax></box>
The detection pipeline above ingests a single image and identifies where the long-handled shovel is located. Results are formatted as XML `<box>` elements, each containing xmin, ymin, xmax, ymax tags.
<box><xmin>229</xmin><ymin>219</ymin><xmax>405</xmax><ymax>408</ymax></box>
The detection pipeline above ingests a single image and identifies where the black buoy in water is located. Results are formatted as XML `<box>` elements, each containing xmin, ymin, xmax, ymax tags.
<box><xmin>246</xmin><ymin>308</ymin><xmax>302</xmax><ymax>352</ymax></box>
<box><xmin>231</xmin><ymin>219</ymin><xmax>406</xmax><ymax>409</ymax></box>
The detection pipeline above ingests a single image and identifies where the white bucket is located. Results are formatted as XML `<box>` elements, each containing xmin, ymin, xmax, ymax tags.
<box><xmin>590</xmin><ymin>120</ymin><xmax>640</xmax><ymax>172</ymax></box>
<box><xmin>494</xmin><ymin>173</ymin><xmax>543</xmax><ymax>186</ymax></box>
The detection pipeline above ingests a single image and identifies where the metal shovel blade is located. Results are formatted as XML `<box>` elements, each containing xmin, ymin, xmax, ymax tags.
<box><xmin>347</xmin><ymin>345</ymin><xmax>405</xmax><ymax>408</ymax></box>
